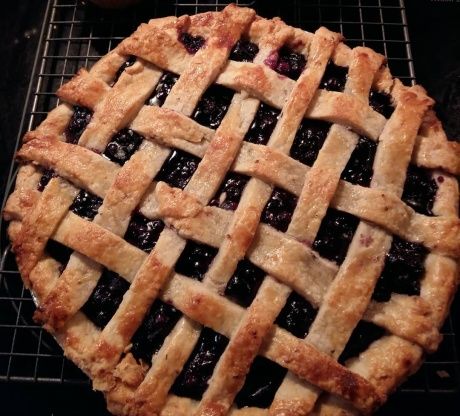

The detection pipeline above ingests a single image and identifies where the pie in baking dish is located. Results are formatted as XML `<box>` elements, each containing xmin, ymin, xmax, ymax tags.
<box><xmin>3</xmin><ymin>4</ymin><xmax>460</xmax><ymax>415</ymax></box>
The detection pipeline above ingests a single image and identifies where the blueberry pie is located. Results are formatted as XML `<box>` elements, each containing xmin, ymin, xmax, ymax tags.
<box><xmin>4</xmin><ymin>5</ymin><xmax>460</xmax><ymax>415</ymax></box>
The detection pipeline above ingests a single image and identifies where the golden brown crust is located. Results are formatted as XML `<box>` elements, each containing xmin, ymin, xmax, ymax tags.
<box><xmin>3</xmin><ymin>4</ymin><xmax>460</xmax><ymax>416</ymax></box>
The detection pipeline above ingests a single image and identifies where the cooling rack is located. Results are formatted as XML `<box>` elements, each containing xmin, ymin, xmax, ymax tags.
<box><xmin>0</xmin><ymin>0</ymin><xmax>459</xmax><ymax>415</ymax></box>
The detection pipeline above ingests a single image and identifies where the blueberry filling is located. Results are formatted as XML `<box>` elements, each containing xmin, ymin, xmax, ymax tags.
<box><xmin>155</xmin><ymin>149</ymin><xmax>200</xmax><ymax>190</ymax></box>
<box><xmin>230</xmin><ymin>40</ymin><xmax>259</xmax><ymax>62</ymax></box>
<box><xmin>339</xmin><ymin>321</ymin><xmax>385</xmax><ymax>364</ymax></box>
<box><xmin>45</xmin><ymin>240</ymin><xmax>73</xmax><ymax>267</ymax></box>
<box><xmin>290</xmin><ymin>119</ymin><xmax>331</xmax><ymax>166</ymax></box>
<box><xmin>320</xmin><ymin>61</ymin><xmax>348</xmax><ymax>92</ymax></box>
<box><xmin>192</xmin><ymin>85</ymin><xmax>234</xmax><ymax>129</ymax></box>
<box><xmin>402</xmin><ymin>165</ymin><xmax>437</xmax><ymax>216</ymax></box>
<box><xmin>340</xmin><ymin>137</ymin><xmax>377</xmax><ymax>187</ymax></box>
<box><xmin>70</xmin><ymin>190</ymin><xmax>103</xmax><ymax>221</ymax></box>
<box><xmin>209</xmin><ymin>172</ymin><xmax>250</xmax><ymax>211</ymax></box>
<box><xmin>275</xmin><ymin>291</ymin><xmax>317</xmax><ymax>339</ymax></box>
<box><xmin>313</xmin><ymin>209</ymin><xmax>359</xmax><ymax>265</ymax></box>
<box><xmin>37</xmin><ymin>168</ymin><xmax>57</xmax><ymax>191</ymax></box>
<box><xmin>372</xmin><ymin>236</ymin><xmax>428</xmax><ymax>302</ymax></box>
<box><xmin>224</xmin><ymin>260</ymin><xmax>265</xmax><ymax>307</ymax></box>
<box><xmin>369</xmin><ymin>90</ymin><xmax>394</xmax><ymax>119</ymax></box>
<box><xmin>235</xmin><ymin>356</ymin><xmax>287</xmax><ymax>408</ymax></box>
<box><xmin>64</xmin><ymin>106</ymin><xmax>92</xmax><ymax>144</ymax></box>
<box><xmin>124</xmin><ymin>213</ymin><xmax>164</xmax><ymax>253</ymax></box>
<box><xmin>171</xmin><ymin>328</ymin><xmax>228</xmax><ymax>400</ymax></box>
<box><xmin>81</xmin><ymin>270</ymin><xmax>130</xmax><ymax>329</ymax></box>
<box><xmin>261</xmin><ymin>188</ymin><xmax>298</xmax><ymax>232</ymax></box>
<box><xmin>130</xmin><ymin>300</ymin><xmax>182</xmax><ymax>364</ymax></box>
<box><xmin>175</xmin><ymin>241</ymin><xmax>218</xmax><ymax>281</ymax></box>
<box><xmin>103</xmin><ymin>129</ymin><xmax>143</xmax><ymax>165</ymax></box>
<box><xmin>244</xmin><ymin>103</ymin><xmax>280</xmax><ymax>145</ymax></box>
<box><xmin>113</xmin><ymin>55</ymin><xmax>136</xmax><ymax>84</ymax></box>
<box><xmin>267</xmin><ymin>47</ymin><xmax>307</xmax><ymax>80</ymax></box>
<box><xmin>179</xmin><ymin>32</ymin><xmax>205</xmax><ymax>54</ymax></box>
<box><xmin>146</xmin><ymin>72</ymin><xmax>178</xmax><ymax>107</ymax></box>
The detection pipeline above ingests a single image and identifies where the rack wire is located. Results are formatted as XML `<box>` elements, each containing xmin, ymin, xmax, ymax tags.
<box><xmin>1</xmin><ymin>0</ymin><xmax>458</xmax><ymax>413</ymax></box>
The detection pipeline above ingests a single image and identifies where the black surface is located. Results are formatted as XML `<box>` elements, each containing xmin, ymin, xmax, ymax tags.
<box><xmin>0</xmin><ymin>1</ymin><xmax>459</xmax><ymax>415</ymax></box>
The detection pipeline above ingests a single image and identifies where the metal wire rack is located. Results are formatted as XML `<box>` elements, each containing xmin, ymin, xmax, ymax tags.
<box><xmin>0</xmin><ymin>0</ymin><xmax>459</xmax><ymax>414</ymax></box>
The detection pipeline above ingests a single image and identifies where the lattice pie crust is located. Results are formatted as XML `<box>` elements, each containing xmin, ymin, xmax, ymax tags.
<box><xmin>3</xmin><ymin>4</ymin><xmax>460</xmax><ymax>416</ymax></box>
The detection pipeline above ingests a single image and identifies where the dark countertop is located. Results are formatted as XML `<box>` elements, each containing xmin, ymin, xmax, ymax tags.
<box><xmin>0</xmin><ymin>1</ymin><xmax>459</xmax><ymax>415</ymax></box>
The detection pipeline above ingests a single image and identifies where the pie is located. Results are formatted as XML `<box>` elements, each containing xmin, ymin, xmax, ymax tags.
<box><xmin>3</xmin><ymin>4</ymin><xmax>460</xmax><ymax>415</ymax></box>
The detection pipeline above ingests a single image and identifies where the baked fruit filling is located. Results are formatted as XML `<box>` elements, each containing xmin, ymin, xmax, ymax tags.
<box><xmin>320</xmin><ymin>61</ymin><xmax>348</xmax><ymax>92</ymax></box>
<box><xmin>269</xmin><ymin>47</ymin><xmax>307</xmax><ymax>80</ymax></box>
<box><xmin>261</xmin><ymin>187</ymin><xmax>298</xmax><ymax>232</ymax></box>
<box><xmin>290</xmin><ymin>119</ymin><xmax>332</xmax><ymax>166</ymax></box>
<box><xmin>230</xmin><ymin>39</ymin><xmax>259</xmax><ymax>62</ymax></box>
<box><xmin>103</xmin><ymin>128</ymin><xmax>143</xmax><ymax>165</ymax></box>
<box><xmin>64</xmin><ymin>106</ymin><xmax>93</xmax><ymax>144</ymax></box>
<box><xmin>224</xmin><ymin>259</ymin><xmax>265</xmax><ymax>307</ymax></box>
<box><xmin>146</xmin><ymin>72</ymin><xmax>178</xmax><ymax>106</ymax></box>
<box><xmin>175</xmin><ymin>241</ymin><xmax>218</xmax><ymax>281</ymax></box>
<box><xmin>155</xmin><ymin>149</ymin><xmax>200</xmax><ymax>190</ymax></box>
<box><xmin>244</xmin><ymin>102</ymin><xmax>280</xmax><ymax>145</ymax></box>
<box><xmin>276</xmin><ymin>291</ymin><xmax>318</xmax><ymax>339</ymax></box>
<box><xmin>131</xmin><ymin>300</ymin><xmax>182</xmax><ymax>364</ymax></box>
<box><xmin>402</xmin><ymin>164</ymin><xmax>437</xmax><ymax>216</ymax></box>
<box><xmin>179</xmin><ymin>32</ymin><xmax>205</xmax><ymax>54</ymax></box>
<box><xmin>235</xmin><ymin>356</ymin><xmax>286</xmax><ymax>408</ymax></box>
<box><xmin>124</xmin><ymin>213</ymin><xmax>164</xmax><ymax>253</ymax></box>
<box><xmin>340</xmin><ymin>136</ymin><xmax>377</xmax><ymax>187</ymax></box>
<box><xmin>372</xmin><ymin>237</ymin><xmax>428</xmax><ymax>302</ymax></box>
<box><xmin>209</xmin><ymin>172</ymin><xmax>250</xmax><ymax>211</ymax></box>
<box><xmin>69</xmin><ymin>190</ymin><xmax>103</xmax><ymax>221</ymax></box>
<box><xmin>313</xmin><ymin>209</ymin><xmax>360</xmax><ymax>265</ymax></box>
<box><xmin>339</xmin><ymin>321</ymin><xmax>386</xmax><ymax>364</ymax></box>
<box><xmin>369</xmin><ymin>89</ymin><xmax>394</xmax><ymax>118</ymax></box>
<box><xmin>82</xmin><ymin>269</ymin><xmax>129</xmax><ymax>328</ymax></box>
<box><xmin>171</xmin><ymin>328</ymin><xmax>229</xmax><ymax>399</ymax></box>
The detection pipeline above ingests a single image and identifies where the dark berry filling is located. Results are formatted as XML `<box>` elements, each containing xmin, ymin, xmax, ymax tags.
<box><xmin>124</xmin><ymin>213</ymin><xmax>164</xmax><ymax>253</ymax></box>
<box><xmin>113</xmin><ymin>55</ymin><xmax>136</xmax><ymax>84</ymax></box>
<box><xmin>372</xmin><ymin>236</ymin><xmax>428</xmax><ymax>302</ymax></box>
<box><xmin>192</xmin><ymin>85</ymin><xmax>234</xmax><ymax>129</ymax></box>
<box><xmin>275</xmin><ymin>291</ymin><xmax>317</xmax><ymax>339</ymax></box>
<box><xmin>261</xmin><ymin>188</ymin><xmax>298</xmax><ymax>233</ymax></box>
<box><xmin>45</xmin><ymin>240</ymin><xmax>73</xmax><ymax>267</ymax></box>
<box><xmin>369</xmin><ymin>90</ymin><xmax>394</xmax><ymax>119</ymax></box>
<box><xmin>155</xmin><ymin>149</ymin><xmax>200</xmax><ymax>190</ymax></box>
<box><xmin>267</xmin><ymin>47</ymin><xmax>307</xmax><ymax>80</ymax></box>
<box><xmin>175</xmin><ymin>241</ymin><xmax>218</xmax><ymax>281</ymax></box>
<box><xmin>244</xmin><ymin>103</ymin><xmax>280</xmax><ymax>145</ymax></box>
<box><xmin>37</xmin><ymin>168</ymin><xmax>57</xmax><ymax>191</ymax></box>
<box><xmin>235</xmin><ymin>356</ymin><xmax>287</xmax><ymax>408</ymax></box>
<box><xmin>230</xmin><ymin>40</ymin><xmax>259</xmax><ymax>62</ymax></box>
<box><xmin>103</xmin><ymin>129</ymin><xmax>143</xmax><ymax>165</ymax></box>
<box><xmin>130</xmin><ymin>300</ymin><xmax>182</xmax><ymax>364</ymax></box>
<box><xmin>209</xmin><ymin>172</ymin><xmax>250</xmax><ymax>211</ymax></box>
<box><xmin>313</xmin><ymin>209</ymin><xmax>359</xmax><ymax>265</ymax></box>
<box><xmin>64</xmin><ymin>106</ymin><xmax>92</xmax><ymax>144</ymax></box>
<box><xmin>70</xmin><ymin>190</ymin><xmax>103</xmax><ymax>221</ymax></box>
<box><xmin>146</xmin><ymin>72</ymin><xmax>178</xmax><ymax>107</ymax></box>
<box><xmin>402</xmin><ymin>165</ymin><xmax>437</xmax><ymax>216</ymax></box>
<box><xmin>290</xmin><ymin>119</ymin><xmax>331</xmax><ymax>166</ymax></box>
<box><xmin>320</xmin><ymin>61</ymin><xmax>348</xmax><ymax>92</ymax></box>
<box><xmin>339</xmin><ymin>321</ymin><xmax>385</xmax><ymax>364</ymax></box>
<box><xmin>340</xmin><ymin>137</ymin><xmax>377</xmax><ymax>187</ymax></box>
<box><xmin>81</xmin><ymin>270</ymin><xmax>130</xmax><ymax>329</ymax></box>
<box><xmin>171</xmin><ymin>328</ymin><xmax>228</xmax><ymax>400</ymax></box>
<box><xmin>224</xmin><ymin>260</ymin><xmax>265</xmax><ymax>307</ymax></box>
<box><xmin>179</xmin><ymin>32</ymin><xmax>205</xmax><ymax>54</ymax></box>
